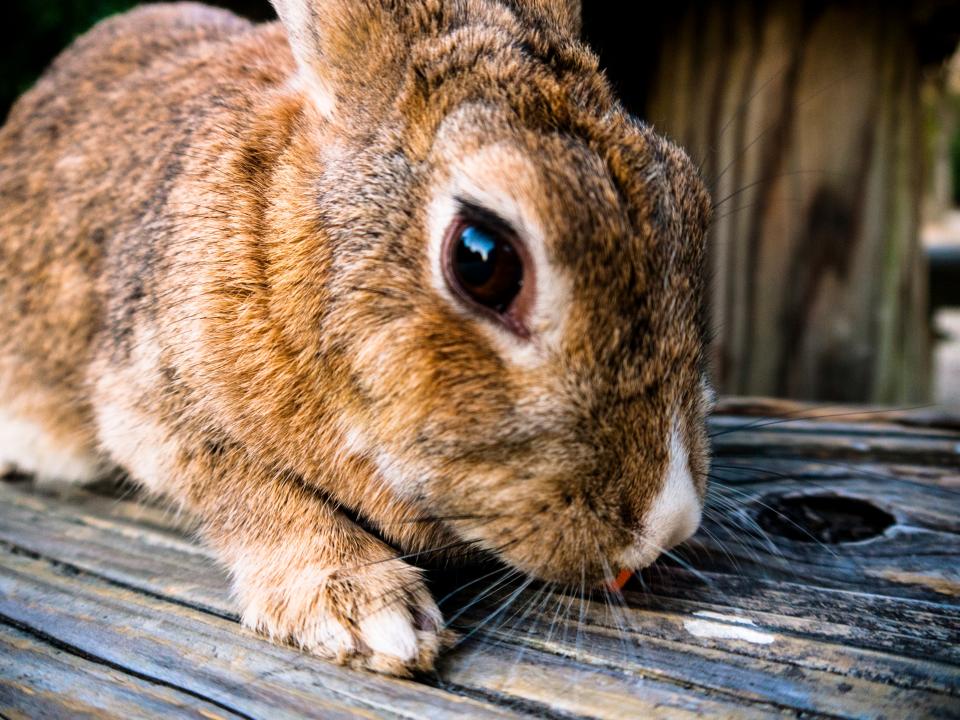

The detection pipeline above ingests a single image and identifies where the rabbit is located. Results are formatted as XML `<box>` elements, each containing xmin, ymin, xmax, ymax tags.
<box><xmin>0</xmin><ymin>0</ymin><xmax>713</xmax><ymax>675</ymax></box>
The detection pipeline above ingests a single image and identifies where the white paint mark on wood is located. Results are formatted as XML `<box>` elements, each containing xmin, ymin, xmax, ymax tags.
<box><xmin>693</xmin><ymin>611</ymin><xmax>756</xmax><ymax>624</ymax></box>
<box><xmin>684</xmin><ymin>612</ymin><xmax>775</xmax><ymax>645</ymax></box>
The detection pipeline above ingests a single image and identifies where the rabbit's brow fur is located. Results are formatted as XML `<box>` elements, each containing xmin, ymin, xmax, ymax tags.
<box><xmin>0</xmin><ymin>0</ymin><xmax>712</xmax><ymax>674</ymax></box>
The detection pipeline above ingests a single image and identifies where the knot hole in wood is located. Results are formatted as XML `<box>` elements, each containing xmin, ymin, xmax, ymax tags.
<box><xmin>754</xmin><ymin>494</ymin><xmax>896</xmax><ymax>544</ymax></box>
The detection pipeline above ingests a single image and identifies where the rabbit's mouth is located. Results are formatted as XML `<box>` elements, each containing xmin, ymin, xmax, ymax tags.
<box><xmin>425</xmin><ymin>421</ymin><xmax>704</xmax><ymax>586</ymax></box>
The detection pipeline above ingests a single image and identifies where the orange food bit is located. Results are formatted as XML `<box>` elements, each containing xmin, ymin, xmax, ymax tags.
<box><xmin>608</xmin><ymin>568</ymin><xmax>633</xmax><ymax>592</ymax></box>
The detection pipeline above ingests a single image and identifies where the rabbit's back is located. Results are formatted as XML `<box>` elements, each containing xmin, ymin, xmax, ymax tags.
<box><xmin>0</xmin><ymin>4</ymin><xmax>280</xmax><ymax>483</ymax></box>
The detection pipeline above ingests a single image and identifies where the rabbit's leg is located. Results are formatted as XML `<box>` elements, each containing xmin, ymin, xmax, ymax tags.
<box><xmin>95</xmin><ymin>398</ymin><xmax>443</xmax><ymax>674</ymax></box>
<box><xmin>0</xmin><ymin>388</ymin><xmax>102</xmax><ymax>485</ymax></box>
<box><xmin>214</xmin><ymin>459</ymin><xmax>444</xmax><ymax>675</ymax></box>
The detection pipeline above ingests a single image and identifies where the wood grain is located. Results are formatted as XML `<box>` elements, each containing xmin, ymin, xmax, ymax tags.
<box><xmin>639</xmin><ymin>0</ymin><xmax>932</xmax><ymax>403</ymax></box>
<box><xmin>1</xmin><ymin>403</ymin><xmax>958</xmax><ymax>718</ymax></box>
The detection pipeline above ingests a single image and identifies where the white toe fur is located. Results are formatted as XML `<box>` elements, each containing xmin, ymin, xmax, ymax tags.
<box><xmin>359</xmin><ymin>608</ymin><xmax>419</xmax><ymax>662</ymax></box>
<box><xmin>304</xmin><ymin>615</ymin><xmax>356</xmax><ymax>657</ymax></box>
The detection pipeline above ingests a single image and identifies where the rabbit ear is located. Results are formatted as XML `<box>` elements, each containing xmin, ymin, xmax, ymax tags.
<box><xmin>270</xmin><ymin>0</ymin><xmax>412</xmax><ymax>119</ymax></box>
<box><xmin>510</xmin><ymin>0</ymin><xmax>581</xmax><ymax>35</ymax></box>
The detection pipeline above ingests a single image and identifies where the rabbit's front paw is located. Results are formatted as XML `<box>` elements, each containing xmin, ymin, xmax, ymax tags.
<box><xmin>239</xmin><ymin>556</ymin><xmax>445</xmax><ymax>675</ymax></box>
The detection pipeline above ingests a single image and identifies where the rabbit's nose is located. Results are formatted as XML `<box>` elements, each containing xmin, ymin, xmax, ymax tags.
<box><xmin>617</xmin><ymin>420</ymin><xmax>702</xmax><ymax>570</ymax></box>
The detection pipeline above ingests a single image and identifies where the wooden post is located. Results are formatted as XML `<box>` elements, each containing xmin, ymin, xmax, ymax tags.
<box><xmin>586</xmin><ymin>1</ymin><xmax>951</xmax><ymax>403</ymax></box>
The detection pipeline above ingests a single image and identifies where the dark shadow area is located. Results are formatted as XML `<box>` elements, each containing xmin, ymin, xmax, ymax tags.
<box><xmin>755</xmin><ymin>493</ymin><xmax>895</xmax><ymax>544</ymax></box>
<box><xmin>0</xmin><ymin>1</ymin><xmax>275</xmax><ymax>123</ymax></box>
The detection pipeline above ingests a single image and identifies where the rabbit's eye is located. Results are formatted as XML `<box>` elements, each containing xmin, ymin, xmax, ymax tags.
<box><xmin>447</xmin><ymin>223</ymin><xmax>523</xmax><ymax>314</ymax></box>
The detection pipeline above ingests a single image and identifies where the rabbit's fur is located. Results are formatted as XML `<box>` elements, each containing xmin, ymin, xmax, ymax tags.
<box><xmin>0</xmin><ymin>0</ymin><xmax>712</xmax><ymax>674</ymax></box>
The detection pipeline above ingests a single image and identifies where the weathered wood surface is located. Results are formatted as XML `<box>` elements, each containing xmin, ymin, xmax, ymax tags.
<box><xmin>588</xmin><ymin>0</ymin><xmax>959</xmax><ymax>403</ymax></box>
<box><xmin>1</xmin><ymin>400</ymin><xmax>959</xmax><ymax>718</ymax></box>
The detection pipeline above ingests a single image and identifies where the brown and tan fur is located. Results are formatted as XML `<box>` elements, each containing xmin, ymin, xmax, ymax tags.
<box><xmin>0</xmin><ymin>0</ymin><xmax>712</xmax><ymax>674</ymax></box>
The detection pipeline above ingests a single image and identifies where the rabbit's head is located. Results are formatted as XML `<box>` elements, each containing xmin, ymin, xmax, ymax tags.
<box><xmin>232</xmin><ymin>0</ymin><xmax>713</xmax><ymax>585</ymax></box>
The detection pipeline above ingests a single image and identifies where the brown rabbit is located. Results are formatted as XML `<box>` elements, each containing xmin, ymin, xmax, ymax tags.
<box><xmin>0</xmin><ymin>0</ymin><xmax>712</xmax><ymax>675</ymax></box>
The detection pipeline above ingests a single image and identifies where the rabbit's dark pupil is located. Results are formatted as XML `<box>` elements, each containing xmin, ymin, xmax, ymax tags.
<box><xmin>453</xmin><ymin>225</ymin><xmax>523</xmax><ymax>313</ymax></box>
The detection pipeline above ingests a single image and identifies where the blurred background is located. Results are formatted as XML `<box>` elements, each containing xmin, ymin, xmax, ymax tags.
<box><xmin>3</xmin><ymin>1</ymin><xmax>959</xmax><ymax>406</ymax></box>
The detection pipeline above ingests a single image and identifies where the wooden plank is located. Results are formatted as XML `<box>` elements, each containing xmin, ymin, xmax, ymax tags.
<box><xmin>711</xmin><ymin>426</ymin><xmax>960</xmax><ymax>465</ymax></box>
<box><xmin>3</xmin><ymin>477</ymin><xmax>958</xmax><ymax>718</ymax></box>
<box><xmin>1</xmin><ymin>408</ymin><xmax>958</xmax><ymax>718</ymax></box>
<box><xmin>0</xmin><ymin>623</ymin><xmax>244</xmax><ymax>720</ymax></box>
<box><xmin>0</xmin><ymin>548</ymin><xmax>519</xmax><ymax>720</ymax></box>
<box><xmin>438</xmin><ymin>640</ymin><xmax>784</xmax><ymax>720</ymax></box>
<box><xmin>445</xmin><ymin>588</ymin><xmax>959</xmax><ymax>718</ymax></box>
<box><xmin>636</xmin><ymin>571</ymin><xmax>960</xmax><ymax>662</ymax></box>
<box><xmin>0</xmin><ymin>482</ymin><xmax>231</xmax><ymax>617</ymax></box>
<box><xmin>0</xmin><ymin>483</ymin><xmax>781</xmax><ymax>717</ymax></box>
<box><xmin>713</xmin><ymin>468</ymin><xmax>959</xmax><ymax>515</ymax></box>
<box><xmin>713</xmin><ymin>397</ymin><xmax>960</xmax><ymax>430</ymax></box>
<box><xmin>627</xmin><ymin>569</ymin><xmax>960</xmax><ymax>668</ymax></box>
<box><xmin>706</xmin><ymin>456</ymin><xmax>960</xmax><ymax>492</ymax></box>
<box><xmin>697</xmin><ymin>462</ymin><xmax>960</xmax><ymax>603</ymax></box>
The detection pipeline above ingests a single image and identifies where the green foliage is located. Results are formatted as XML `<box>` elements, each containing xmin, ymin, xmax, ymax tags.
<box><xmin>1</xmin><ymin>1</ymin><xmax>274</xmax><ymax>122</ymax></box>
<box><xmin>2</xmin><ymin>1</ymin><xmax>137</xmax><ymax>121</ymax></box>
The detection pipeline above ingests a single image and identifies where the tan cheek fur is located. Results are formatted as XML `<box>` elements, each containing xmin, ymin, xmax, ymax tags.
<box><xmin>0</xmin><ymin>0</ymin><xmax>711</xmax><ymax>675</ymax></box>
